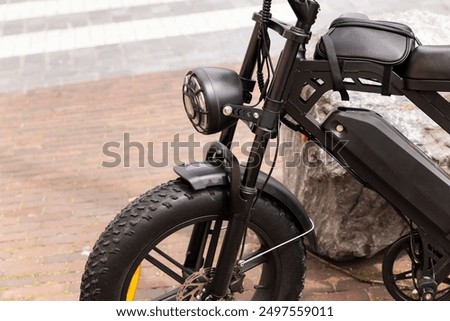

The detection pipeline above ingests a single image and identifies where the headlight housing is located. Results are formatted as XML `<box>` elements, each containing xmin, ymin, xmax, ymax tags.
<box><xmin>182</xmin><ymin>67</ymin><xmax>243</xmax><ymax>135</ymax></box>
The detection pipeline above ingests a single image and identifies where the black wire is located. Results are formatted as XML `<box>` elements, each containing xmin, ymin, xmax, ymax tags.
<box><xmin>255</xmin><ymin>114</ymin><xmax>281</xmax><ymax>202</ymax></box>
<box><xmin>261</xmin><ymin>0</ymin><xmax>272</xmax><ymax>24</ymax></box>
<box><xmin>254</xmin><ymin>0</ymin><xmax>274</xmax><ymax>104</ymax></box>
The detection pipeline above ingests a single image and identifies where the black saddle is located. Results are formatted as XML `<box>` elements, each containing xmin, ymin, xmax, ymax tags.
<box><xmin>403</xmin><ymin>46</ymin><xmax>450</xmax><ymax>80</ymax></box>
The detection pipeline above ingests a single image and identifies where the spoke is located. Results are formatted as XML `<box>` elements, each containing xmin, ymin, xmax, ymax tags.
<box><xmin>204</xmin><ymin>220</ymin><xmax>222</xmax><ymax>268</ymax></box>
<box><xmin>404</xmin><ymin>246</ymin><xmax>418</xmax><ymax>263</ymax></box>
<box><xmin>153</xmin><ymin>247</ymin><xmax>194</xmax><ymax>275</ymax></box>
<box><xmin>184</xmin><ymin>222</ymin><xmax>211</xmax><ymax>271</ymax></box>
<box><xmin>145</xmin><ymin>254</ymin><xmax>185</xmax><ymax>284</ymax></box>
<box><xmin>393</xmin><ymin>270</ymin><xmax>414</xmax><ymax>281</ymax></box>
<box><xmin>240</xmin><ymin>248</ymin><xmax>267</xmax><ymax>273</ymax></box>
<box><xmin>404</xmin><ymin>236</ymin><xmax>421</xmax><ymax>265</ymax></box>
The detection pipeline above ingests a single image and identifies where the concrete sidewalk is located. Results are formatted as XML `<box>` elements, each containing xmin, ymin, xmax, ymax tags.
<box><xmin>1</xmin><ymin>0</ymin><xmax>449</xmax><ymax>300</ymax></box>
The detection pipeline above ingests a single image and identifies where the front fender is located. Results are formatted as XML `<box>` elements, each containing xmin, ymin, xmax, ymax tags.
<box><xmin>174</xmin><ymin>162</ymin><xmax>318</xmax><ymax>251</ymax></box>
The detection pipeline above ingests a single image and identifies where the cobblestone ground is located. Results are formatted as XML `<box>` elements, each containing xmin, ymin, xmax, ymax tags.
<box><xmin>0</xmin><ymin>0</ymin><xmax>449</xmax><ymax>300</ymax></box>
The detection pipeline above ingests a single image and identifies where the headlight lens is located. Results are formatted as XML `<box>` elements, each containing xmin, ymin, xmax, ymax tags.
<box><xmin>182</xmin><ymin>67</ymin><xmax>243</xmax><ymax>135</ymax></box>
<box><xmin>183</xmin><ymin>76</ymin><xmax>202</xmax><ymax>125</ymax></box>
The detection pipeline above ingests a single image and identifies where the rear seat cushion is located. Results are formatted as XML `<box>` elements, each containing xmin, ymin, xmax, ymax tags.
<box><xmin>404</xmin><ymin>46</ymin><xmax>450</xmax><ymax>80</ymax></box>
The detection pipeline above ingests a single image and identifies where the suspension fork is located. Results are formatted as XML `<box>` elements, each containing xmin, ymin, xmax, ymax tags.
<box><xmin>207</xmin><ymin>32</ymin><xmax>303</xmax><ymax>300</ymax></box>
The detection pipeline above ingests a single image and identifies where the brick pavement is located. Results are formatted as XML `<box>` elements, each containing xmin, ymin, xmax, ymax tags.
<box><xmin>1</xmin><ymin>0</ymin><xmax>449</xmax><ymax>301</ymax></box>
<box><xmin>0</xmin><ymin>69</ymin><xmax>206</xmax><ymax>300</ymax></box>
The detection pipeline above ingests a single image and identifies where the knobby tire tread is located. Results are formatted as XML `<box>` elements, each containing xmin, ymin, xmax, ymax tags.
<box><xmin>80</xmin><ymin>178</ymin><xmax>306</xmax><ymax>301</ymax></box>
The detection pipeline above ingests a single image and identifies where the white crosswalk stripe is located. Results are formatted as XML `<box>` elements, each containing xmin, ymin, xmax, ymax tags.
<box><xmin>0</xmin><ymin>0</ymin><xmax>184</xmax><ymax>22</ymax></box>
<box><xmin>0</xmin><ymin>3</ymin><xmax>294</xmax><ymax>59</ymax></box>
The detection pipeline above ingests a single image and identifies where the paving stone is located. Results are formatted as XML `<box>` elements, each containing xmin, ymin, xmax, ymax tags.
<box><xmin>0</xmin><ymin>277</ymin><xmax>35</xmax><ymax>288</ymax></box>
<box><xmin>149</xmin><ymin>3</ymin><xmax>173</xmax><ymax>16</ymax></box>
<box><xmin>67</xmin><ymin>12</ymin><xmax>90</xmax><ymax>29</ymax></box>
<box><xmin>25</xmin><ymin>17</ymin><xmax>47</xmax><ymax>33</ymax></box>
<box><xmin>2</xmin><ymin>20</ymin><xmax>24</xmax><ymax>35</ymax></box>
<box><xmin>45</xmin><ymin>16</ymin><xmax>70</xmax><ymax>30</ymax></box>
<box><xmin>128</xmin><ymin>6</ymin><xmax>154</xmax><ymax>21</ymax></box>
<box><xmin>110</xmin><ymin>8</ymin><xmax>132</xmax><ymax>23</ymax></box>
<box><xmin>87</xmin><ymin>10</ymin><xmax>113</xmax><ymax>25</ymax></box>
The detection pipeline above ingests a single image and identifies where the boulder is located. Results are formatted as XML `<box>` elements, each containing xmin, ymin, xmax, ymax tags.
<box><xmin>282</xmin><ymin>11</ymin><xmax>450</xmax><ymax>261</ymax></box>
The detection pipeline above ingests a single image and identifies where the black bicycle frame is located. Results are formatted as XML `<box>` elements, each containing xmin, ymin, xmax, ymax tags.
<box><xmin>193</xmin><ymin>1</ymin><xmax>450</xmax><ymax>299</ymax></box>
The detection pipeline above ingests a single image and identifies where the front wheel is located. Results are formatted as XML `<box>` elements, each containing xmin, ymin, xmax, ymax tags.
<box><xmin>80</xmin><ymin>179</ymin><xmax>306</xmax><ymax>301</ymax></box>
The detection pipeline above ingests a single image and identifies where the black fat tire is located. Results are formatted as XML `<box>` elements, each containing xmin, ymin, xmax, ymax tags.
<box><xmin>80</xmin><ymin>179</ymin><xmax>306</xmax><ymax>301</ymax></box>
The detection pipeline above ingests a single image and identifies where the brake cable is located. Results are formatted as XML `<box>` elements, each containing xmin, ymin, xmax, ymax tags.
<box><xmin>238</xmin><ymin>219</ymin><xmax>315</xmax><ymax>269</ymax></box>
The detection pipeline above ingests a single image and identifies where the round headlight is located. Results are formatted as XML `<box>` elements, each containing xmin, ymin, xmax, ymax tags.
<box><xmin>182</xmin><ymin>67</ymin><xmax>243</xmax><ymax>135</ymax></box>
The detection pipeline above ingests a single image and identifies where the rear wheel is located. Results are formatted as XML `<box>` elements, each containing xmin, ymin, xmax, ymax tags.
<box><xmin>382</xmin><ymin>233</ymin><xmax>450</xmax><ymax>300</ymax></box>
<box><xmin>80</xmin><ymin>179</ymin><xmax>306</xmax><ymax>301</ymax></box>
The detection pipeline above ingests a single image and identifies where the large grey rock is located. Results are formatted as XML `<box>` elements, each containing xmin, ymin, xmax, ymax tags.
<box><xmin>282</xmin><ymin>11</ymin><xmax>450</xmax><ymax>261</ymax></box>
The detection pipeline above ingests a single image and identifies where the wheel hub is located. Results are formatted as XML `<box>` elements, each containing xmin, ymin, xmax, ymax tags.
<box><xmin>176</xmin><ymin>268</ymin><xmax>216</xmax><ymax>301</ymax></box>
<box><xmin>176</xmin><ymin>267</ymin><xmax>246</xmax><ymax>301</ymax></box>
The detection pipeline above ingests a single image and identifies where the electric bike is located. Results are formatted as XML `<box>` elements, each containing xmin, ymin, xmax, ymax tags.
<box><xmin>80</xmin><ymin>0</ymin><xmax>450</xmax><ymax>301</ymax></box>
